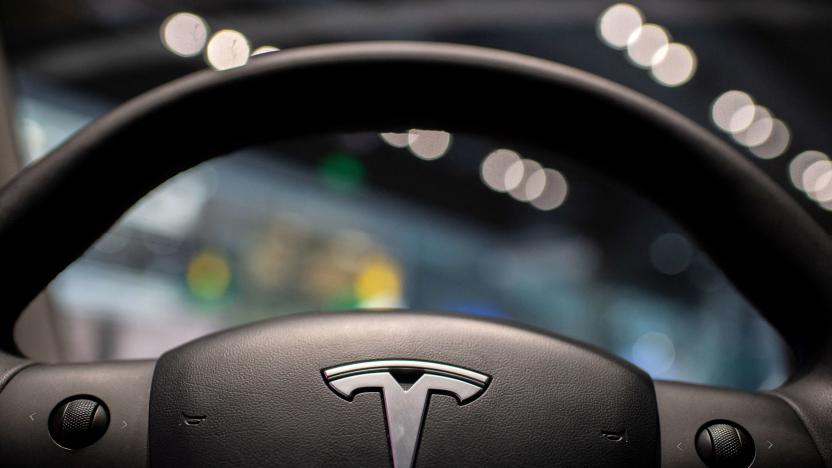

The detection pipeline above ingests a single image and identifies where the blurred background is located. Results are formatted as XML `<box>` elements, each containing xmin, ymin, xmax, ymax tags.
<box><xmin>1</xmin><ymin>0</ymin><xmax>831</xmax><ymax>390</ymax></box>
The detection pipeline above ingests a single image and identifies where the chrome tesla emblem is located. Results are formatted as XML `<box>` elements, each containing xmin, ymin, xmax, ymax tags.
<box><xmin>323</xmin><ymin>360</ymin><xmax>490</xmax><ymax>468</ymax></box>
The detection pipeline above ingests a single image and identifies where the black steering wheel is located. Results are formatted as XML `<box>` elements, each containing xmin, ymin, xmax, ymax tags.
<box><xmin>0</xmin><ymin>42</ymin><xmax>830</xmax><ymax>468</ymax></box>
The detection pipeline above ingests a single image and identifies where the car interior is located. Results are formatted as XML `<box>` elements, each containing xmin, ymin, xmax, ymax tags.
<box><xmin>0</xmin><ymin>1</ymin><xmax>830</xmax><ymax>467</ymax></box>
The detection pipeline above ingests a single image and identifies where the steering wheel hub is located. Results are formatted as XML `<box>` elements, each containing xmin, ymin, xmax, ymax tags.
<box><xmin>149</xmin><ymin>312</ymin><xmax>658</xmax><ymax>467</ymax></box>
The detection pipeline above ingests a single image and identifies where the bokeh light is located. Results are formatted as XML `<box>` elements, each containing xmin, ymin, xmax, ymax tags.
<box><xmin>597</xmin><ymin>3</ymin><xmax>644</xmax><ymax>50</ymax></box>
<box><xmin>524</xmin><ymin>167</ymin><xmax>548</xmax><ymax>201</ymax></box>
<box><xmin>802</xmin><ymin>160</ymin><xmax>832</xmax><ymax>202</ymax></box>
<box><xmin>481</xmin><ymin>149</ymin><xmax>521</xmax><ymax>193</ymax></box>
<box><xmin>506</xmin><ymin>159</ymin><xmax>543</xmax><ymax>201</ymax></box>
<box><xmin>650</xmin><ymin>43</ymin><xmax>697</xmax><ymax>87</ymax></box>
<box><xmin>529</xmin><ymin>168</ymin><xmax>569</xmax><ymax>211</ymax></box>
<box><xmin>186</xmin><ymin>250</ymin><xmax>232</xmax><ymax>302</ymax></box>
<box><xmin>252</xmin><ymin>45</ymin><xmax>280</xmax><ymax>56</ymax></box>
<box><xmin>205</xmin><ymin>29</ymin><xmax>250</xmax><ymax>70</ymax></box>
<box><xmin>649</xmin><ymin>233</ymin><xmax>692</xmax><ymax>275</ymax></box>
<box><xmin>626</xmin><ymin>24</ymin><xmax>669</xmax><ymax>68</ymax></box>
<box><xmin>355</xmin><ymin>257</ymin><xmax>404</xmax><ymax>308</ymax></box>
<box><xmin>632</xmin><ymin>331</ymin><xmax>676</xmax><ymax>375</ymax></box>
<box><xmin>319</xmin><ymin>152</ymin><xmax>366</xmax><ymax>193</ymax></box>
<box><xmin>379</xmin><ymin>132</ymin><xmax>410</xmax><ymax>148</ymax></box>
<box><xmin>732</xmin><ymin>106</ymin><xmax>772</xmax><ymax>147</ymax></box>
<box><xmin>711</xmin><ymin>91</ymin><xmax>755</xmax><ymax>133</ymax></box>
<box><xmin>407</xmin><ymin>129</ymin><xmax>452</xmax><ymax>160</ymax></box>
<box><xmin>728</xmin><ymin>103</ymin><xmax>758</xmax><ymax>134</ymax></box>
<box><xmin>789</xmin><ymin>150</ymin><xmax>829</xmax><ymax>191</ymax></box>
<box><xmin>749</xmin><ymin>119</ymin><xmax>790</xmax><ymax>159</ymax></box>
<box><xmin>599</xmin><ymin>5</ymin><xmax>696</xmax><ymax>88</ymax></box>
<box><xmin>711</xmin><ymin>90</ymin><xmax>792</xmax><ymax>158</ymax></box>
<box><xmin>481</xmin><ymin>150</ymin><xmax>569</xmax><ymax>210</ymax></box>
<box><xmin>379</xmin><ymin>130</ymin><xmax>452</xmax><ymax>161</ymax></box>
<box><xmin>161</xmin><ymin>12</ymin><xmax>208</xmax><ymax>57</ymax></box>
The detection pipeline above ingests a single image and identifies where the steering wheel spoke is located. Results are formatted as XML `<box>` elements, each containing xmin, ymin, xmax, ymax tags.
<box><xmin>656</xmin><ymin>380</ymin><xmax>823</xmax><ymax>467</ymax></box>
<box><xmin>0</xmin><ymin>360</ymin><xmax>153</xmax><ymax>467</ymax></box>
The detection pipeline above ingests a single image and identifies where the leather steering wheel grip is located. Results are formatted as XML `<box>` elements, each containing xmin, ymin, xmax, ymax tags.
<box><xmin>0</xmin><ymin>42</ymin><xmax>828</xmax><ymax>466</ymax></box>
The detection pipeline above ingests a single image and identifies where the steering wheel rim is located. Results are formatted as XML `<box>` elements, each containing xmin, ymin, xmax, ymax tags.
<box><xmin>0</xmin><ymin>41</ymin><xmax>829</xmax><ymax>467</ymax></box>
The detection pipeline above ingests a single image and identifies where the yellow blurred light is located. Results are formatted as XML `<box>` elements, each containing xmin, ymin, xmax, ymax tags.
<box><xmin>187</xmin><ymin>250</ymin><xmax>232</xmax><ymax>301</ymax></box>
<box><xmin>355</xmin><ymin>258</ymin><xmax>403</xmax><ymax>304</ymax></box>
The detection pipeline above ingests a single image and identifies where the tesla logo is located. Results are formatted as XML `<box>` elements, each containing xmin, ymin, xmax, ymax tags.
<box><xmin>323</xmin><ymin>360</ymin><xmax>490</xmax><ymax>468</ymax></box>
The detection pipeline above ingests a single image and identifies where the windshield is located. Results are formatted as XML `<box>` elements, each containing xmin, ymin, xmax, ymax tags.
<box><xmin>4</xmin><ymin>0</ymin><xmax>829</xmax><ymax>391</ymax></box>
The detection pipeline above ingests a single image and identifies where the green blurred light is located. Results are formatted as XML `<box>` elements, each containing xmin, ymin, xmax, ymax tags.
<box><xmin>319</xmin><ymin>152</ymin><xmax>365</xmax><ymax>192</ymax></box>
<box><xmin>322</xmin><ymin>289</ymin><xmax>359</xmax><ymax>310</ymax></box>
<box><xmin>186</xmin><ymin>249</ymin><xmax>233</xmax><ymax>305</ymax></box>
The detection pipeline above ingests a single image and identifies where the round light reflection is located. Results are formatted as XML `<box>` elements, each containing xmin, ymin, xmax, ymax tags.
<box><xmin>650</xmin><ymin>43</ymin><xmax>696</xmax><ymax>87</ymax></box>
<box><xmin>252</xmin><ymin>45</ymin><xmax>280</xmax><ymax>56</ymax></box>
<box><xmin>626</xmin><ymin>24</ymin><xmax>669</xmax><ymax>68</ymax></box>
<box><xmin>749</xmin><ymin>119</ymin><xmax>790</xmax><ymax>159</ymax></box>
<box><xmin>790</xmin><ymin>151</ymin><xmax>830</xmax><ymax>191</ymax></box>
<box><xmin>712</xmin><ymin>91</ymin><xmax>754</xmax><ymax>133</ymax></box>
<box><xmin>505</xmin><ymin>159</ymin><xmax>542</xmax><ymax>200</ymax></box>
<box><xmin>379</xmin><ymin>132</ymin><xmax>410</xmax><ymax>148</ymax></box>
<box><xmin>732</xmin><ymin>106</ymin><xmax>772</xmax><ymax>147</ymax></box>
<box><xmin>205</xmin><ymin>29</ymin><xmax>250</xmax><ymax>70</ymax></box>
<box><xmin>802</xmin><ymin>160</ymin><xmax>832</xmax><ymax>201</ymax></box>
<box><xmin>407</xmin><ymin>130</ymin><xmax>452</xmax><ymax>160</ymax></box>
<box><xmin>161</xmin><ymin>12</ymin><xmax>209</xmax><ymax>57</ymax></box>
<box><xmin>649</xmin><ymin>233</ymin><xmax>692</xmax><ymax>275</ymax></box>
<box><xmin>632</xmin><ymin>332</ymin><xmax>675</xmax><ymax>376</ymax></box>
<box><xmin>728</xmin><ymin>104</ymin><xmax>758</xmax><ymax>134</ymax></box>
<box><xmin>598</xmin><ymin>3</ymin><xmax>644</xmax><ymax>49</ymax></box>
<box><xmin>481</xmin><ymin>149</ymin><xmax>521</xmax><ymax>192</ymax></box>
<box><xmin>530</xmin><ymin>168</ymin><xmax>568</xmax><ymax>211</ymax></box>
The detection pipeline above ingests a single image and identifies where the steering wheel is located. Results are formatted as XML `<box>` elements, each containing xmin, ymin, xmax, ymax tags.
<box><xmin>0</xmin><ymin>42</ymin><xmax>830</xmax><ymax>468</ymax></box>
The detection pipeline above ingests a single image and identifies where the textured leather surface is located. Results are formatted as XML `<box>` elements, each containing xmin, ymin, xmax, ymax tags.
<box><xmin>0</xmin><ymin>352</ymin><xmax>30</xmax><ymax>393</ymax></box>
<box><xmin>776</xmin><ymin>370</ymin><xmax>832</xmax><ymax>466</ymax></box>
<box><xmin>150</xmin><ymin>312</ymin><xmax>659</xmax><ymax>467</ymax></box>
